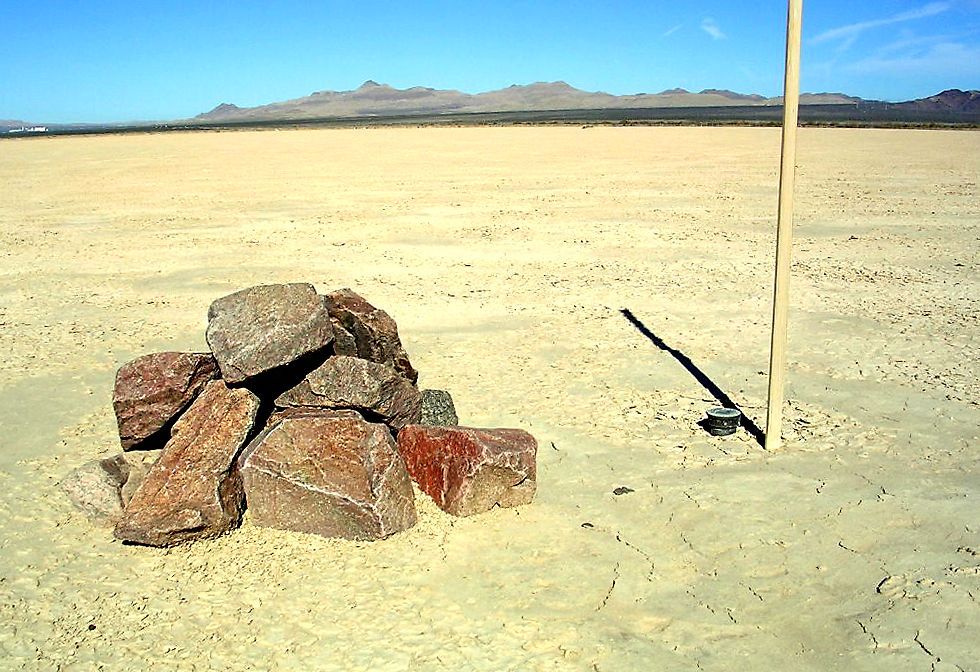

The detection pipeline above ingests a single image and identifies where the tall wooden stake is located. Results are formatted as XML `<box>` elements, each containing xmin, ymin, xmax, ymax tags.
<box><xmin>765</xmin><ymin>0</ymin><xmax>804</xmax><ymax>451</ymax></box>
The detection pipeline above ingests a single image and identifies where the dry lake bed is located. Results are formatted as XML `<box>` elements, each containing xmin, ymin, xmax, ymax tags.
<box><xmin>0</xmin><ymin>126</ymin><xmax>977</xmax><ymax>671</ymax></box>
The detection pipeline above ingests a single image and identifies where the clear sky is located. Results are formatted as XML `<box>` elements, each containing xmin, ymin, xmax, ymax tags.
<box><xmin>2</xmin><ymin>0</ymin><xmax>978</xmax><ymax>123</ymax></box>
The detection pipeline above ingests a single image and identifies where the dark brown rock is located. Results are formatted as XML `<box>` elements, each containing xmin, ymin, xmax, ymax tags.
<box><xmin>114</xmin><ymin>381</ymin><xmax>260</xmax><ymax>546</ymax></box>
<box><xmin>113</xmin><ymin>352</ymin><xmax>218</xmax><ymax>450</ymax></box>
<box><xmin>275</xmin><ymin>356</ymin><xmax>421</xmax><ymax>430</ymax></box>
<box><xmin>239</xmin><ymin>412</ymin><xmax>416</xmax><ymax>540</ymax></box>
<box><xmin>206</xmin><ymin>283</ymin><xmax>334</xmax><ymax>384</ymax></box>
<box><xmin>330</xmin><ymin>319</ymin><xmax>358</xmax><ymax>357</ymax></box>
<box><xmin>61</xmin><ymin>450</ymin><xmax>162</xmax><ymax>525</ymax></box>
<box><xmin>322</xmin><ymin>288</ymin><xmax>418</xmax><ymax>383</ymax></box>
<box><xmin>397</xmin><ymin>426</ymin><xmax>537</xmax><ymax>517</ymax></box>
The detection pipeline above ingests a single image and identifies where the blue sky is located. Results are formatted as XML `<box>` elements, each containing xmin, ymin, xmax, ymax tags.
<box><xmin>2</xmin><ymin>0</ymin><xmax>978</xmax><ymax>123</ymax></box>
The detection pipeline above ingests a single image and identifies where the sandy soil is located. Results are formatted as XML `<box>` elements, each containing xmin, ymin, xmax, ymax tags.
<box><xmin>0</xmin><ymin>126</ymin><xmax>977</xmax><ymax>671</ymax></box>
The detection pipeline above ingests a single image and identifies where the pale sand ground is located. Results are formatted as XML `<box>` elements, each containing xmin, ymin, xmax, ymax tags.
<box><xmin>0</xmin><ymin>126</ymin><xmax>977</xmax><ymax>671</ymax></box>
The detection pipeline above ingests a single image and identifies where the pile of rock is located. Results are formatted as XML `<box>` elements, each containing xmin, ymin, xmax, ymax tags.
<box><xmin>61</xmin><ymin>283</ymin><xmax>537</xmax><ymax>547</ymax></box>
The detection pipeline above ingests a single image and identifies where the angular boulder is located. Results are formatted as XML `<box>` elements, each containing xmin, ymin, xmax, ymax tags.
<box><xmin>61</xmin><ymin>450</ymin><xmax>162</xmax><ymax>525</ymax></box>
<box><xmin>206</xmin><ymin>283</ymin><xmax>334</xmax><ymax>384</ymax></box>
<box><xmin>275</xmin><ymin>356</ymin><xmax>421</xmax><ymax>430</ymax></box>
<box><xmin>113</xmin><ymin>352</ymin><xmax>218</xmax><ymax>450</ymax></box>
<box><xmin>114</xmin><ymin>381</ymin><xmax>260</xmax><ymax>546</ymax></box>
<box><xmin>397</xmin><ymin>426</ymin><xmax>537</xmax><ymax>517</ymax></box>
<box><xmin>239</xmin><ymin>412</ymin><xmax>416</xmax><ymax>540</ymax></box>
<box><xmin>420</xmin><ymin>389</ymin><xmax>458</xmax><ymax>426</ymax></box>
<box><xmin>322</xmin><ymin>288</ymin><xmax>418</xmax><ymax>383</ymax></box>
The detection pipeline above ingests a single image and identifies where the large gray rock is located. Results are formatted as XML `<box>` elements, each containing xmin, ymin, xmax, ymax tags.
<box><xmin>114</xmin><ymin>381</ymin><xmax>260</xmax><ymax>546</ymax></box>
<box><xmin>239</xmin><ymin>412</ymin><xmax>417</xmax><ymax>540</ymax></box>
<box><xmin>206</xmin><ymin>283</ymin><xmax>334</xmax><ymax>384</ymax></box>
<box><xmin>322</xmin><ymin>288</ymin><xmax>418</xmax><ymax>383</ymax></box>
<box><xmin>61</xmin><ymin>450</ymin><xmax>162</xmax><ymax>525</ymax></box>
<box><xmin>275</xmin><ymin>356</ymin><xmax>421</xmax><ymax>430</ymax></box>
<box><xmin>420</xmin><ymin>389</ymin><xmax>458</xmax><ymax>426</ymax></box>
<box><xmin>113</xmin><ymin>352</ymin><xmax>218</xmax><ymax>450</ymax></box>
<box><xmin>397</xmin><ymin>425</ymin><xmax>537</xmax><ymax>517</ymax></box>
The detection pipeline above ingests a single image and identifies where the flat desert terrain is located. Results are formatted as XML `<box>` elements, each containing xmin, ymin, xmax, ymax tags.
<box><xmin>0</xmin><ymin>126</ymin><xmax>977</xmax><ymax>671</ymax></box>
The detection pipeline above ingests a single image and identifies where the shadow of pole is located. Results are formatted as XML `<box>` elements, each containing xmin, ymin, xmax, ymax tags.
<box><xmin>620</xmin><ymin>308</ymin><xmax>766</xmax><ymax>447</ymax></box>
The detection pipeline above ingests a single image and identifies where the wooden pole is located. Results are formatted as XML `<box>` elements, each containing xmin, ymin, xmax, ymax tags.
<box><xmin>765</xmin><ymin>0</ymin><xmax>804</xmax><ymax>451</ymax></box>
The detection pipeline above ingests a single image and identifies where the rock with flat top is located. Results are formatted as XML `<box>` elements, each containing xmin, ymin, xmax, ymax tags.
<box><xmin>322</xmin><ymin>288</ymin><xmax>418</xmax><ymax>383</ymax></box>
<box><xmin>263</xmin><ymin>406</ymin><xmax>363</xmax><ymax>428</ymax></box>
<box><xmin>397</xmin><ymin>425</ymin><xmax>537</xmax><ymax>516</ymax></box>
<box><xmin>114</xmin><ymin>381</ymin><xmax>260</xmax><ymax>546</ymax></box>
<box><xmin>113</xmin><ymin>352</ymin><xmax>218</xmax><ymax>450</ymax></box>
<box><xmin>239</xmin><ymin>412</ymin><xmax>416</xmax><ymax>540</ymax></box>
<box><xmin>275</xmin><ymin>356</ymin><xmax>421</xmax><ymax>430</ymax></box>
<box><xmin>206</xmin><ymin>283</ymin><xmax>334</xmax><ymax>384</ymax></box>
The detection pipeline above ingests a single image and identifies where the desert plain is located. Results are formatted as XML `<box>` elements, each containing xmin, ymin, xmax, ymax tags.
<box><xmin>0</xmin><ymin>125</ymin><xmax>977</xmax><ymax>671</ymax></box>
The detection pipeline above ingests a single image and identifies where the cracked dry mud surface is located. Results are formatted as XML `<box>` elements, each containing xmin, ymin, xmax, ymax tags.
<box><xmin>1</xmin><ymin>127</ymin><xmax>977</xmax><ymax>670</ymax></box>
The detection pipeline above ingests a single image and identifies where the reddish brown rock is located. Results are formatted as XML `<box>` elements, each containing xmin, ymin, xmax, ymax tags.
<box><xmin>113</xmin><ymin>352</ymin><xmax>218</xmax><ymax>450</ymax></box>
<box><xmin>206</xmin><ymin>283</ymin><xmax>334</xmax><ymax>384</ymax></box>
<box><xmin>322</xmin><ymin>288</ymin><xmax>418</xmax><ymax>383</ymax></box>
<box><xmin>397</xmin><ymin>426</ymin><xmax>537</xmax><ymax>517</ymax></box>
<box><xmin>263</xmin><ymin>406</ymin><xmax>363</xmax><ymax>429</ymax></box>
<box><xmin>238</xmin><ymin>413</ymin><xmax>416</xmax><ymax>540</ymax></box>
<box><xmin>114</xmin><ymin>381</ymin><xmax>260</xmax><ymax>546</ymax></box>
<box><xmin>275</xmin><ymin>356</ymin><xmax>421</xmax><ymax>430</ymax></box>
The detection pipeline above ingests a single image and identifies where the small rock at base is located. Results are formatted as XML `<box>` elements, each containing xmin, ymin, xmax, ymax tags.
<box><xmin>397</xmin><ymin>425</ymin><xmax>537</xmax><ymax>517</ymax></box>
<box><xmin>420</xmin><ymin>389</ymin><xmax>458</xmax><ymax>426</ymax></box>
<box><xmin>61</xmin><ymin>450</ymin><xmax>162</xmax><ymax>526</ymax></box>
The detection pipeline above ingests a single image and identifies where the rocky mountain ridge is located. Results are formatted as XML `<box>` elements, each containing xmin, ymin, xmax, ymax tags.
<box><xmin>193</xmin><ymin>80</ymin><xmax>870</xmax><ymax>122</ymax></box>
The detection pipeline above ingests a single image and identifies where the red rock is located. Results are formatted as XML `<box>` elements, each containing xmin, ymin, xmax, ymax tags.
<box><xmin>397</xmin><ymin>426</ymin><xmax>537</xmax><ymax>516</ymax></box>
<box><xmin>114</xmin><ymin>381</ymin><xmax>260</xmax><ymax>546</ymax></box>
<box><xmin>238</xmin><ymin>412</ymin><xmax>416</xmax><ymax>540</ymax></box>
<box><xmin>112</xmin><ymin>352</ymin><xmax>218</xmax><ymax>450</ymax></box>
<box><xmin>275</xmin><ymin>356</ymin><xmax>421</xmax><ymax>430</ymax></box>
<box><xmin>322</xmin><ymin>288</ymin><xmax>418</xmax><ymax>383</ymax></box>
<box><xmin>206</xmin><ymin>283</ymin><xmax>334</xmax><ymax>384</ymax></box>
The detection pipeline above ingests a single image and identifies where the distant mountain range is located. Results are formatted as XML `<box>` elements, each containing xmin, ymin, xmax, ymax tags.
<box><xmin>3</xmin><ymin>84</ymin><xmax>978</xmax><ymax>133</ymax></box>
<box><xmin>193</xmin><ymin>80</ymin><xmax>871</xmax><ymax>122</ymax></box>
